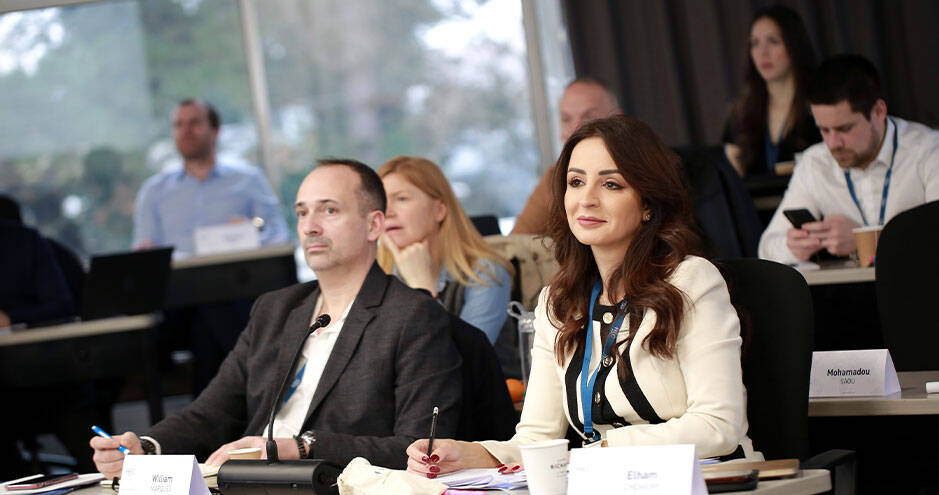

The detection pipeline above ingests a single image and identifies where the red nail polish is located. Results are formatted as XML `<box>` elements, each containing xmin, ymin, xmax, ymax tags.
<box><xmin>421</xmin><ymin>456</ymin><xmax>429</xmax><ymax>463</ymax></box>
<box><xmin>511</xmin><ymin>465</ymin><xmax>521</xmax><ymax>472</ymax></box>
<box><xmin>426</xmin><ymin>473</ymin><xmax>437</xmax><ymax>479</ymax></box>
<box><xmin>429</xmin><ymin>466</ymin><xmax>440</xmax><ymax>473</ymax></box>
<box><xmin>429</xmin><ymin>454</ymin><xmax>440</xmax><ymax>463</ymax></box>
<box><xmin>498</xmin><ymin>466</ymin><xmax>508</xmax><ymax>473</ymax></box>
<box><xmin>496</xmin><ymin>464</ymin><xmax>505</xmax><ymax>468</ymax></box>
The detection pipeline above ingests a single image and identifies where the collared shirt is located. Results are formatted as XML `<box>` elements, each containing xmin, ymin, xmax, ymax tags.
<box><xmin>759</xmin><ymin>117</ymin><xmax>939</xmax><ymax>264</ymax></box>
<box><xmin>270</xmin><ymin>297</ymin><xmax>354</xmax><ymax>438</ymax></box>
<box><xmin>434</xmin><ymin>259</ymin><xmax>512</xmax><ymax>344</ymax></box>
<box><xmin>133</xmin><ymin>162</ymin><xmax>289</xmax><ymax>257</ymax></box>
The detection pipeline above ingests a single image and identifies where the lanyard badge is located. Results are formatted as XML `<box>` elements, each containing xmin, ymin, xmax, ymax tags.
<box><xmin>579</xmin><ymin>280</ymin><xmax>628</xmax><ymax>445</ymax></box>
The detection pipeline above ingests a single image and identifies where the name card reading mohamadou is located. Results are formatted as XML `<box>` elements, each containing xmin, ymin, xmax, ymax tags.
<box><xmin>809</xmin><ymin>349</ymin><xmax>900</xmax><ymax>397</ymax></box>
<box><xmin>119</xmin><ymin>454</ymin><xmax>210</xmax><ymax>495</ymax></box>
<box><xmin>567</xmin><ymin>444</ymin><xmax>706</xmax><ymax>494</ymax></box>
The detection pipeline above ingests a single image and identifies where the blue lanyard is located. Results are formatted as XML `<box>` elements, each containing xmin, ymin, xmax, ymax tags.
<box><xmin>579</xmin><ymin>280</ymin><xmax>628</xmax><ymax>443</ymax></box>
<box><xmin>282</xmin><ymin>361</ymin><xmax>307</xmax><ymax>405</ymax></box>
<box><xmin>844</xmin><ymin>119</ymin><xmax>898</xmax><ymax>226</ymax></box>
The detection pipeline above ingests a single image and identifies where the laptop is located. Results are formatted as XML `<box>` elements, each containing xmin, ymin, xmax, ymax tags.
<box><xmin>80</xmin><ymin>247</ymin><xmax>174</xmax><ymax>320</ymax></box>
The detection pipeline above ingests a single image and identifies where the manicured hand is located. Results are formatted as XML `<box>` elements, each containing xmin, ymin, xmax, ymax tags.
<box><xmin>405</xmin><ymin>438</ymin><xmax>500</xmax><ymax>478</ymax></box>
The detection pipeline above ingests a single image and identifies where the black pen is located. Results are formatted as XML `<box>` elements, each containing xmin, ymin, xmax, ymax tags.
<box><xmin>426</xmin><ymin>406</ymin><xmax>439</xmax><ymax>458</ymax></box>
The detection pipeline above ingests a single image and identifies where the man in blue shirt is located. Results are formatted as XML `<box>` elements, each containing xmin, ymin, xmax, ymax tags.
<box><xmin>133</xmin><ymin>99</ymin><xmax>289</xmax><ymax>256</ymax></box>
<box><xmin>134</xmin><ymin>99</ymin><xmax>289</xmax><ymax>394</ymax></box>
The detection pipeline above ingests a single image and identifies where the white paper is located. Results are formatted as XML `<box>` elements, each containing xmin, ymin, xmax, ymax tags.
<box><xmin>434</xmin><ymin>468</ymin><xmax>527</xmax><ymax>490</ymax></box>
<box><xmin>809</xmin><ymin>349</ymin><xmax>901</xmax><ymax>397</ymax></box>
<box><xmin>118</xmin><ymin>455</ymin><xmax>210</xmax><ymax>495</ymax></box>
<box><xmin>0</xmin><ymin>473</ymin><xmax>104</xmax><ymax>494</ymax></box>
<box><xmin>567</xmin><ymin>444</ymin><xmax>706</xmax><ymax>494</ymax></box>
<box><xmin>194</xmin><ymin>222</ymin><xmax>260</xmax><ymax>256</ymax></box>
<box><xmin>926</xmin><ymin>382</ymin><xmax>939</xmax><ymax>394</ymax></box>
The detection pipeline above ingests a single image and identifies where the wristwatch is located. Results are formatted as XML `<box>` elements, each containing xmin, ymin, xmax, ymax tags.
<box><xmin>296</xmin><ymin>430</ymin><xmax>316</xmax><ymax>459</ymax></box>
<box><xmin>140</xmin><ymin>437</ymin><xmax>157</xmax><ymax>455</ymax></box>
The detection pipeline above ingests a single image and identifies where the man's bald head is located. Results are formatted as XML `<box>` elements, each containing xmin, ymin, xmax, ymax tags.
<box><xmin>559</xmin><ymin>77</ymin><xmax>621</xmax><ymax>143</ymax></box>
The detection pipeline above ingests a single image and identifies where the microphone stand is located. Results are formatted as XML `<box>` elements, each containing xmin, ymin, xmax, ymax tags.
<box><xmin>218</xmin><ymin>313</ymin><xmax>341</xmax><ymax>495</ymax></box>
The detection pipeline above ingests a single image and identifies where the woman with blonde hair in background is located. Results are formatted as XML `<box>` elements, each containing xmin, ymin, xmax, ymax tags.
<box><xmin>378</xmin><ymin>156</ymin><xmax>512</xmax><ymax>344</ymax></box>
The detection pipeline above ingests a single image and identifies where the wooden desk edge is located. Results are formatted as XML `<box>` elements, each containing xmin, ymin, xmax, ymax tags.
<box><xmin>0</xmin><ymin>314</ymin><xmax>161</xmax><ymax>346</ymax></box>
<box><xmin>799</xmin><ymin>266</ymin><xmax>875</xmax><ymax>285</ymax></box>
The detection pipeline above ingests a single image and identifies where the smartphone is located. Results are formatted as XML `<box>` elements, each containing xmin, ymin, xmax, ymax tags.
<box><xmin>705</xmin><ymin>469</ymin><xmax>759</xmax><ymax>493</ymax></box>
<box><xmin>7</xmin><ymin>473</ymin><xmax>78</xmax><ymax>490</ymax></box>
<box><xmin>783</xmin><ymin>208</ymin><xmax>818</xmax><ymax>229</ymax></box>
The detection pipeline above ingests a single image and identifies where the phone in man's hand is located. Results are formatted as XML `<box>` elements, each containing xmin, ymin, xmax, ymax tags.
<box><xmin>783</xmin><ymin>208</ymin><xmax>818</xmax><ymax>229</ymax></box>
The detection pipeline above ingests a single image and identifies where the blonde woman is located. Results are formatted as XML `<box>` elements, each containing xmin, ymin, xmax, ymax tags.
<box><xmin>378</xmin><ymin>156</ymin><xmax>512</xmax><ymax>343</ymax></box>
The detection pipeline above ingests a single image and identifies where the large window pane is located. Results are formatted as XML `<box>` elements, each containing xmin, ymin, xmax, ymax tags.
<box><xmin>254</xmin><ymin>0</ymin><xmax>540</xmax><ymax>222</ymax></box>
<box><xmin>0</xmin><ymin>0</ymin><xmax>258</xmax><ymax>258</ymax></box>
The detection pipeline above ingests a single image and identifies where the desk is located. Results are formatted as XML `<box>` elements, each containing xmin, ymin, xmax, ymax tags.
<box><xmin>798</xmin><ymin>260</ymin><xmax>875</xmax><ymax>286</ymax></box>
<box><xmin>166</xmin><ymin>244</ymin><xmax>297</xmax><ymax>308</ymax></box>
<box><xmin>809</xmin><ymin>370</ymin><xmax>939</xmax><ymax>417</ymax></box>
<box><xmin>68</xmin><ymin>469</ymin><xmax>829</xmax><ymax>494</ymax></box>
<box><xmin>0</xmin><ymin>314</ymin><xmax>164</xmax><ymax>423</ymax></box>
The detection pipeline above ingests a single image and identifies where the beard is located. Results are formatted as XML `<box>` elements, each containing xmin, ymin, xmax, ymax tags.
<box><xmin>831</xmin><ymin>129</ymin><xmax>882</xmax><ymax>170</ymax></box>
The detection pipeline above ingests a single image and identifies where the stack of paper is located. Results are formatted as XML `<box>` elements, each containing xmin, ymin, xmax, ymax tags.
<box><xmin>435</xmin><ymin>468</ymin><xmax>527</xmax><ymax>490</ymax></box>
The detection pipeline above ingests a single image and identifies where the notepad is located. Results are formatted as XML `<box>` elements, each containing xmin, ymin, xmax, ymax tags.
<box><xmin>0</xmin><ymin>473</ymin><xmax>105</xmax><ymax>494</ymax></box>
<box><xmin>701</xmin><ymin>459</ymin><xmax>799</xmax><ymax>480</ymax></box>
<box><xmin>435</xmin><ymin>468</ymin><xmax>527</xmax><ymax>490</ymax></box>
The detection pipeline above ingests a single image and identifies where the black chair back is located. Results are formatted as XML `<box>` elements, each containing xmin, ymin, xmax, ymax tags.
<box><xmin>717</xmin><ymin>258</ymin><xmax>813</xmax><ymax>460</ymax></box>
<box><xmin>875</xmin><ymin>200</ymin><xmax>939</xmax><ymax>371</ymax></box>
<box><xmin>448</xmin><ymin>314</ymin><xmax>517</xmax><ymax>441</ymax></box>
<box><xmin>46</xmin><ymin>237</ymin><xmax>85</xmax><ymax>309</ymax></box>
<box><xmin>470</xmin><ymin>215</ymin><xmax>501</xmax><ymax>236</ymax></box>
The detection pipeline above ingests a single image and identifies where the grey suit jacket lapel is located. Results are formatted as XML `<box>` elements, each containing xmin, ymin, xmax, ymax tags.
<box><xmin>267</xmin><ymin>284</ymin><xmax>320</xmax><ymax>421</ymax></box>
<box><xmin>303</xmin><ymin>262</ymin><xmax>389</xmax><ymax>424</ymax></box>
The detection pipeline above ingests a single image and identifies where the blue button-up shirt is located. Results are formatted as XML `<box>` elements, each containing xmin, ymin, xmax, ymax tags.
<box><xmin>133</xmin><ymin>163</ymin><xmax>290</xmax><ymax>257</ymax></box>
<box><xmin>435</xmin><ymin>259</ymin><xmax>512</xmax><ymax>344</ymax></box>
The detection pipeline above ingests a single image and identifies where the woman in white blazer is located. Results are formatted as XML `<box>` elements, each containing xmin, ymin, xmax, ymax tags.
<box><xmin>406</xmin><ymin>115</ymin><xmax>760</xmax><ymax>477</ymax></box>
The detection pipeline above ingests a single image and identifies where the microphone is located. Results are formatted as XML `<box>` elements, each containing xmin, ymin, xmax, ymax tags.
<box><xmin>219</xmin><ymin>312</ymin><xmax>340</xmax><ymax>494</ymax></box>
<box><xmin>266</xmin><ymin>313</ymin><xmax>331</xmax><ymax>462</ymax></box>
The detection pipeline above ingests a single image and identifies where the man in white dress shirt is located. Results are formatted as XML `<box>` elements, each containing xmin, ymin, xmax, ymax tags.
<box><xmin>758</xmin><ymin>54</ymin><xmax>939</xmax><ymax>264</ymax></box>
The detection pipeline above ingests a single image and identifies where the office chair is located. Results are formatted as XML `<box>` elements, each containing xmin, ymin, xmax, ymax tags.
<box><xmin>470</xmin><ymin>214</ymin><xmax>502</xmax><ymax>236</ymax></box>
<box><xmin>875</xmin><ymin>200</ymin><xmax>939</xmax><ymax>371</ymax></box>
<box><xmin>717</xmin><ymin>258</ymin><xmax>856</xmax><ymax>494</ymax></box>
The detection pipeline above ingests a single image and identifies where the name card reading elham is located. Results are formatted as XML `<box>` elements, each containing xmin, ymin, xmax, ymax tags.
<box><xmin>119</xmin><ymin>455</ymin><xmax>210</xmax><ymax>495</ymax></box>
<box><xmin>809</xmin><ymin>349</ymin><xmax>900</xmax><ymax>397</ymax></box>
<box><xmin>568</xmin><ymin>444</ymin><xmax>706</xmax><ymax>494</ymax></box>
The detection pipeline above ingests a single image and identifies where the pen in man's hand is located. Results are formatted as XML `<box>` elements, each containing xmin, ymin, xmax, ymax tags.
<box><xmin>91</xmin><ymin>425</ymin><xmax>131</xmax><ymax>455</ymax></box>
<box><xmin>426</xmin><ymin>406</ymin><xmax>439</xmax><ymax>458</ymax></box>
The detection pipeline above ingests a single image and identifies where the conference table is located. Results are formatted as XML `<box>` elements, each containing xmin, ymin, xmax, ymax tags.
<box><xmin>0</xmin><ymin>314</ymin><xmax>164</xmax><ymax>423</ymax></box>
<box><xmin>67</xmin><ymin>468</ymin><xmax>830</xmax><ymax>494</ymax></box>
<box><xmin>809</xmin><ymin>370</ymin><xmax>939</xmax><ymax>417</ymax></box>
<box><xmin>797</xmin><ymin>260</ymin><xmax>875</xmax><ymax>286</ymax></box>
<box><xmin>166</xmin><ymin>243</ymin><xmax>298</xmax><ymax>308</ymax></box>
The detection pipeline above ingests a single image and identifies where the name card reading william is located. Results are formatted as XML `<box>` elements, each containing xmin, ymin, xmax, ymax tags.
<box><xmin>119</xmin><ymin>454</ymin><xmax>210</xmax><ymax>495</ymax></box>
<box><xmin>809</xmin><ymin>349</ymin><xmax>900</xmax><ymax>397</ymax></box>
<box><xmin>568</xmin><ymin>444</ymin><xmax>706</xmax><ymax>494</ymax></box>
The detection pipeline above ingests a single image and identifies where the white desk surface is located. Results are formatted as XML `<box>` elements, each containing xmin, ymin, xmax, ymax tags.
<box><xmin>809</xmin><ymin>370</ymin><xmax>939</xmax><ymax>417</ymax></box>
<box><xmin>0</xmin><ymin>314</ymin><xmax>160</xmax><ymax>347</ymax></box>
<box><xmin>798</xmin><ymin>260</ymin><xmax>875</xmax><ymax>286</ymax></box>
<box><xmin>171</xmin><ymin>243</ymin><xmax>295</xmax><ymax>269</ymax></box>
<box><xmin>68</xmin><ymin>469</ymin><xmax>829</xmax><ymax>494</ymax></box>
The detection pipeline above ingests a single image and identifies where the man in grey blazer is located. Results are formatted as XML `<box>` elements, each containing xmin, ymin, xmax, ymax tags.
<box><xmin>91</xmin><ymin>159</ymin><xmax>462</xmax><ymax>475</ymax></box>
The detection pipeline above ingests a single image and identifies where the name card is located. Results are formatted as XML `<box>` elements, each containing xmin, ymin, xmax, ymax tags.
<box><xmin>809</xmin><ymin>349</ymin><xmax>900</xmax><ymax>397</ymax></box>
<box><xmin>119</xmin><ymin>455</ymin><xmax>210</xmax><ymax>495</ymax></box>
<box><xmin>194</xmin><ymin>222</ymin><xmax>260</xmax><ymax>256</ymax></box>
<box><xmin>567</xmin><ymin>444</ymin><xmax>706</xmax><ymax>494</ymax></box>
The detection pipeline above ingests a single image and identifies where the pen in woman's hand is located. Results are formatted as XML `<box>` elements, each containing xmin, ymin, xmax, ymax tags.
<box><xmin>426</xmin><ymin>406</ymin><xmax>439</xmax><ymax>459</ymax></box>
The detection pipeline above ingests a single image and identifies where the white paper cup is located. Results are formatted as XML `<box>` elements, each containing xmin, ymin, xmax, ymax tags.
<box><xmin>519</xmin><ymin>439</ymin><xmax>569</xmax><ymax>495</ymax></box>
<box><xmin>228</xmin><ymin>447</ymin><xmax>262</xmax><ymax>460</ymax></box>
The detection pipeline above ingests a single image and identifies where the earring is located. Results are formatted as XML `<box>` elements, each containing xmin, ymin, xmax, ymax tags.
<box><xmin>643</xmin><ymin>213</ymin><xmax>651</xmax><ymax>222</ymax></box>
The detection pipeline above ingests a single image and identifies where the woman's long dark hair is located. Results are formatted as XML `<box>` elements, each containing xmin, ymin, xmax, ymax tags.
<box><xmin>547</xmin><ymin>115</ymin><xmax>701</xmax><ymax>365</ymax></box>
<box><xmin>733</xmin><ymin>5</ymin><xmax>817</xmax><ymax>172</ymax></box>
